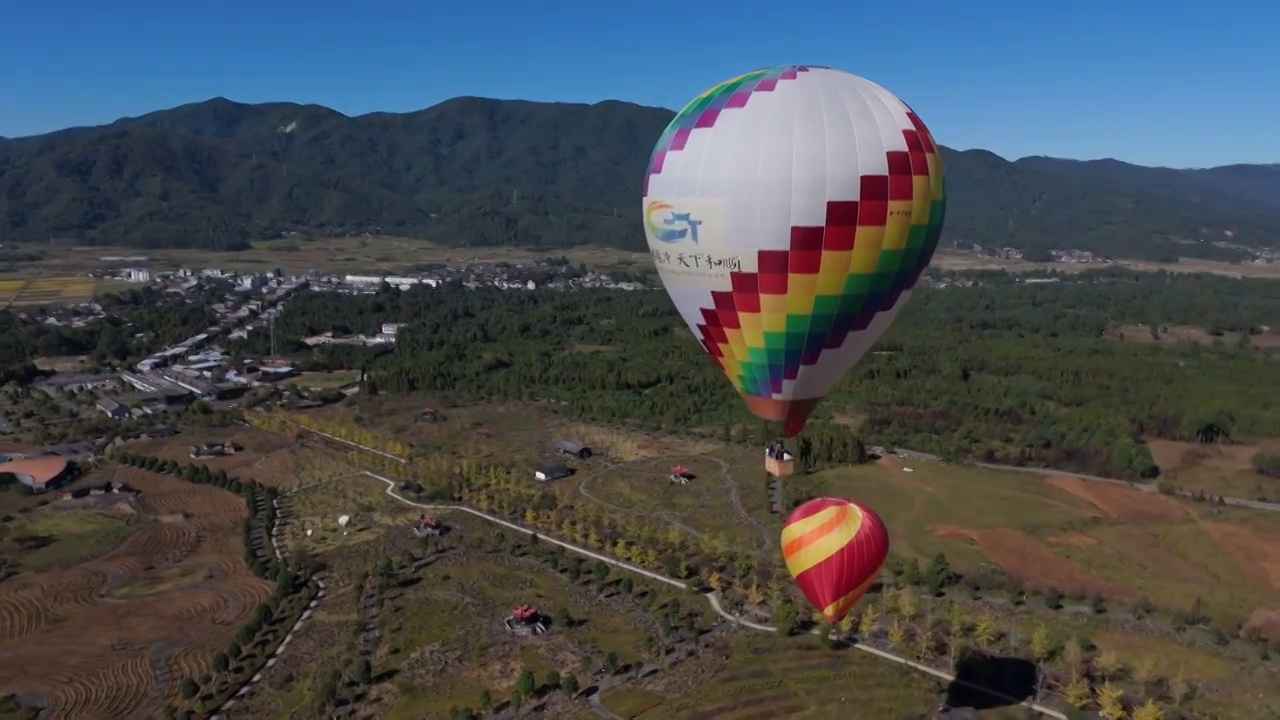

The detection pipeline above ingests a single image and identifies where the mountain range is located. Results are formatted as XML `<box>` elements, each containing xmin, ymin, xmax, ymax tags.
<box><xmin>1</xmin><ymin>96</ymin><xmax>1277</xmax><ymax>261</ymax></box>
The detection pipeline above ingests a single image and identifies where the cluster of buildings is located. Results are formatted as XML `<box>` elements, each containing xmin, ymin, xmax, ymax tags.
<box><xmin>305</xmin><ymin>260</ymin><xmax>647</xmax><ymax>294</ymax></box>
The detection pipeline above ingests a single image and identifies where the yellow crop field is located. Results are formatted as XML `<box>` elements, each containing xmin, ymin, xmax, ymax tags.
<box><xmin>5</xmin><ymin>276</ymin><xmax>99</xmax><ymax>307</ymax></box>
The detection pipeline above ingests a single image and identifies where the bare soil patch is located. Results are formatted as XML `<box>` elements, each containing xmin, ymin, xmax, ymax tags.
<box><xmin>931</xmin><ymin>524</ymin><xmax>1137</xmax><ymax>599</ymax></box>
<box><xmin>132</xmin><ymin>427</ymin><xmax>298</xmax><ymax>489</ymax></box>
<box><xmin>1047</xmin><ymin>532</ymin><xmax>1097</xmax><ymax>546</ymax></box>
<box><xmin>1244</xmin><ymin>609</ymin><xmax>1280</xmax><ymax>649</ymax></box>
<box><xmin>1202</xmin><ymin>522</ymin><xmax>1280</xmax><ymax>592</ymax></box>
<box><xmin>1046</xmin><ymin>476</ymin><xmax>1186</xmax><ymax>522</ymax></box>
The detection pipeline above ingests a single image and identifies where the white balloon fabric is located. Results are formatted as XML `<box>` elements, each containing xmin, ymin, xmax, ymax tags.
<box><xmin>642</xmin><ymin>65</ymin><xmax>946</xmax><ymax>436</ymax></box>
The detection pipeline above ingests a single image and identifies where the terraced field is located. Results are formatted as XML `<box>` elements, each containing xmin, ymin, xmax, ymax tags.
<box><xmin>0</xmin><ymin>468</ymin><xmax>272</xmax><ymax>718</ymax></box>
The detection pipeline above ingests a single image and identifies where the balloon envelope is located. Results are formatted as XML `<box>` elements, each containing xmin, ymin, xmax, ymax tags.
<box><xmin>781</xmin><ymin>497</ymin><xmax>889</xmax><ymax>622</ymax></box>
<box><xmin>643</xmin><ymin>66</ymin><xmax>946</xmax><ymax>436</ymax></box>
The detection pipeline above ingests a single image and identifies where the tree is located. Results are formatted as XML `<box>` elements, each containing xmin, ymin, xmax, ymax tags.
<box><xmin>179</xmin><ymin>678</ymin><xmax>199</xmax><ymax>699</ymax></box>
<box><xmin>1061</xmin><ymin>671</ymin><xmax>1092</xmax><ymax>709</ymax></box>
<box><xmin>554</xmin><ymin>607</ymin><xmax>573</xmax><ymax>629</ymax></box>
<box><xmin>745</xmin><ymin>577</ymin><xmax>766</xmax><ymax>605</ymax></box>
<box><xmin>1097</xmin><ymin>682</ymin><xmax>1126</xmax><ymax>720</ymax></box>
<box><xmin>1093</xmin><ymin>649</ymin><xmax>1124</xmax><ymax>681</ymax></box>
<box><xmin>837</xmin><ymin>612</ymin><xmax>856</xmax><ymax>637</ymax></box>
<box><xmin>887</xmin><ymin>619</ymin><xmax>906</xmax><ymax>648</ymax></box>
<box><xmin>604</xmin><ymin>652</ymin><xmax>619</xmax><ymax>674</ymax></box>
<box><xmin>1132</xmin><ymin>657</ymin><xmax>1158</xmax><ymax>694</ymax></box>
<box><xmin>515</xmin><ymin>669</ymin><xmax>536</xmax><ymax>698</ymax></box>
<box><xmin>355</xmin><ymin>658</ymin><xmax>373</xmax><ymax>684</ymax></box>
<box><xmin>772</xmin><ymin>602</ymin><xmax>799</xmax><ymax>636</ymax></box>
<box><xmin>544</xmin><ymin>670</ymin><xmax>561</xmax><ymax>691</ymax></box>
<box><xmin>563</xmin><ymin>674</ymin><xmax>580</xmax><ymax>696</ymax></box>
<box><xmin>972</xmin><ymin>610</ymin><xmax>997</xmax><ymax>649</ymax></box>
<box><xmin>913</xmin><ymin>627</ymin><xmax>934</xmax><ymax>661</ymax></box>
<box><xmin>479</xmin><ymin>689</ymin><xmax>492</xmax><ymax>709</ymax></box>
<box><xmin>212</xmin><ymin>652</ymin><xmax>229</xmax><ymax>673</ymax></box>
<box><xmin>1062</xmin><ymin>636</ymin><xmax>1085</xmax><ymax>675</ymax></box>
<box><xmin>1029</xmin><ymin>623</ymin><xmax>1055</xmax><ymax>663</ymax></box>
<box><xmin>858</xmin><ymin>604</ymin><xmax>880</xmax><ymax>637</ymax></box>
<box><xmin>896</xmin><ymin>588</ymin><xmax>919</xmax><ymax>621</ymax></box>
<box><xmin>1130</xmin><ymin>698</ymin><xmax>1166</xmax><ymax>720</ymax></box>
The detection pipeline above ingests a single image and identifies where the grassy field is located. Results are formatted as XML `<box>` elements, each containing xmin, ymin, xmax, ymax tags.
<box><xmin>2</xmin><ymin>509</ymin><xmax>134</xmax><ymax>571</ymax></box>
<box><xmin>1147</xmin><ymin>438</ymin><xmax>1280</xmax><ymax>500</ymax></box>
<box><xmin>282</xmin><ymin>444</ymin><xmax>415</xmax><ymax>554</ymax></box>
<box><xmin>292</xmin><ymin>371</ymin><xmax>360</xmax><ymax>390</ymax></box>
<box><xmin>618</xmin><ymin>633</ymin><xmax>1014</xmax><ymax>720</ymax></box>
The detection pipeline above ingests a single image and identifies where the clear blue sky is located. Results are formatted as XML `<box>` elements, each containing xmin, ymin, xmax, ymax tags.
<box><xmin>4</xmin><ymin>0</ymin><xmax>1276</xmax><ymax>168</ymax></box>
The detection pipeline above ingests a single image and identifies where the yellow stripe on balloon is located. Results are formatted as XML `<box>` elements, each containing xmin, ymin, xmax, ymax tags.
<box><xmin>820</xmin><ymin>572</ymin><xmax>878</xmax><ymax>620</ymax></box>
<box><xmin>783</xmin><ymin>509</ymin><xmax>864</xmax><ymax>578</ymax></box>
<box><xmin>780</xmin><ymin>505</ymin><xmax>843</xmax><ymax>545</ymax></box>
<box><xmin>781</xmin><ymin>506</ymin><xmax>849</xmax><ymax>557</ymax></box>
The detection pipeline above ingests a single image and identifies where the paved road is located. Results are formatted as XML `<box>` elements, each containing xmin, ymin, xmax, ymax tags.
<box><xmin>364</xmin><ymin>471</ymin><xmax>1066</xmax><ymax>720</ymax></box>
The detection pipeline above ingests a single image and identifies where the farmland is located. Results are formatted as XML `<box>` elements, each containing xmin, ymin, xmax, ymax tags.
<box><xmin>211</xmin><ymin>403</ymin><xmax>1280</xmax><ymax>719</ymax></box>
<box><xmin>0</xmin><ymin>239</ymin><xmax>650</xmax><ymax>277</ymax></box>
<box><xmin>0</xmin><ymin>466</ymin><xmax>272</xmax><ymax>719</ymax></box>
<box><xmin>0</xmin><ymin>275</ymin><xmax>108</xmax><ymax>308</ymax></box>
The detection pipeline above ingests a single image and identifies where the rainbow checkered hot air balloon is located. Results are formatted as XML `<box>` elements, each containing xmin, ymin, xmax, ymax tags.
<box><xmin>643</xmin><ymin>66</ymin><xmax>946</xmax><ymax>437</ymax></box>
<box><xmin>781</xmin><ymin>497</ymin><xmax>889</xmax><ymax>622</ymax></box>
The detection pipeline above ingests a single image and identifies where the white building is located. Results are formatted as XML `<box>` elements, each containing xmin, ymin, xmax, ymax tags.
<box><xmin>122</xmin><ymin>268</ymin><xmax>152</xmax><ymax>283</ymax></box>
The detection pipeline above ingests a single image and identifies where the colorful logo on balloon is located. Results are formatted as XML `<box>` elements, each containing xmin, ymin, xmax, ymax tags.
<box><xmin>645</xmin><ymin>201</ymin><xmax>703</xmax><ymax>245</ymax></box>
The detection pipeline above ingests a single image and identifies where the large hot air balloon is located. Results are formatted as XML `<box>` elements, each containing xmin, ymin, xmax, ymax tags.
<box><xmin>781</xmin><ymin>497</ymin><xmax>889</xmax><ymax>622</ymax></box>
<box><xmin>643</xmin><ymin>65</ymin><xmax>946</xmax><ymax>437</ymax></box>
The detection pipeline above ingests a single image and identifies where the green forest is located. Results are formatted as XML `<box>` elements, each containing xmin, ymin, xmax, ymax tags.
<box><xmin>243</xmin><ymin>268</ymin><xmax>1280</xmax><ymax>480</ymax></box>
<box><xmin>3</xmin><ymin>96</ymin><xmax>1278</xmax><ymax>260</ymax></box>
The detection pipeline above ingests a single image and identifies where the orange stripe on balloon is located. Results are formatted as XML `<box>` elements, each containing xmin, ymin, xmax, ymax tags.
<box><xmin>781</xmin><ymin>505</ymin><xmax>849</xmax><ymax>558</ymax></box>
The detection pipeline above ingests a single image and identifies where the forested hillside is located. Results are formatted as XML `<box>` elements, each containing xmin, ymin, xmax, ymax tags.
<box><xmin>234</xmin><ymin>269</ymin><xmax>1280</xmax><ymax>480</ymax></box>
<box><xmin>3</xmin><ymin>96</ymin><xmax>1277</xmax><ymax>260</ymax></box>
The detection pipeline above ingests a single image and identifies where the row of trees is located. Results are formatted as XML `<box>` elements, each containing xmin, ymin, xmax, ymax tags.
<box><xmin>260</xmin><ymin>270</ymin><xmax>1280</xmax><ymax>479</ymax></box>
<box><xmin>106</xmin><ymin>449</ymin><xmax>320</xmax><ymax>718</ymax></box>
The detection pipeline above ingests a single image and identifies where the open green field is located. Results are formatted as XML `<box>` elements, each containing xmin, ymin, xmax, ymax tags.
<box><xmin>5</xmin><ymin>238</ymin><xmax>649</xmax><ymax>275</ymax></box>
<box><xmin>0</xmin><ymin>508</ymin><xmax>134</xmax><ymax>571</ymax></box>
<box><xmin>292</xmin><ymin>371</ymin><xmax>360</xmax><ymax>391</ymax></box>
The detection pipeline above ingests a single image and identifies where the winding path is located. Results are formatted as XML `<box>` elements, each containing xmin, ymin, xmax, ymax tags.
<box><xmin>363</xmin><ymin>471</ymin><xmax>1066</xmax><ymax>720</ymax></box>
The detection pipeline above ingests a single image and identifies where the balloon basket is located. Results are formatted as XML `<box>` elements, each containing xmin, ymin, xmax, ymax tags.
<box><xmin>766</xmin><ymin>457</ymin><xmax>794</xmax><ymax>478</ymax></box>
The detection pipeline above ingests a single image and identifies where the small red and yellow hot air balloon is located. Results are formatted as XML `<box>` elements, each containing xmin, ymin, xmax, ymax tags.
<box><xmin>781</xmin><ymin>497</ymin><xmax>889</xmax><ymax>622</ymax></box>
